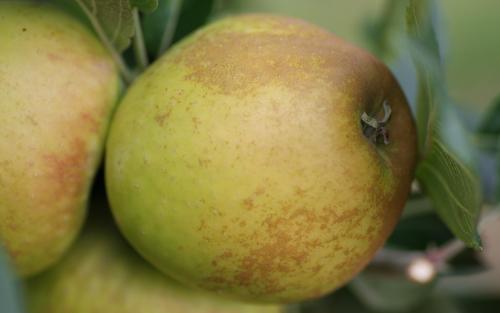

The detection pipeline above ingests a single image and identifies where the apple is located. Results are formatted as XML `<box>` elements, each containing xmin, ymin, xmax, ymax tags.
<box><xmin>25</xmin><ymin>206</ymin><xmax>283</xmax><ymax>313</ymax></box>
<box><xmin>0</xmin><ymin>2</ymin><xmax>119</xmax><ymax>276</ymax></box>
<box><xmin>106</xmin><ymin>14</ymin><xmax>417</xmax><ymax>302</ymax></box>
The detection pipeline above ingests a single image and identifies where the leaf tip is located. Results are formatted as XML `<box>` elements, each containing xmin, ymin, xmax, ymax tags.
<box><xmin>467</xmin><ymin>233</ymin><xmax>483</xmax><ymax>251</ymax></box>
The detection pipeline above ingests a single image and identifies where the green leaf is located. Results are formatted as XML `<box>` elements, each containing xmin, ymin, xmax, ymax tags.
<box><xmin>142</xmin><ymin>0</ymin><xmax>182</xmax><ymax>57</ymax></box>
<box><xmin>363</xmin><ymin>0</ymin><xmax>406</xmax><ymax>59</ymax></box>
<box><xmin>142</xmin><ymin>0</ymin><xmax>214</xmax><ymax>58</ymax></box>
<box><xmin>0</xmin><ymin>247</ymin><xmax>24</xmax><ymax>313</ymax></box>
<box><xmin>412</xmin><ymin>297</ymin><xmax>461</xmax><ymax>313</ymax></box>
<box><xmin>478</xmin><ymin>95</ymin><xmax>500</xmax><ymax>135</ymax></box>
<box><xmin>172</xmin><ymin>0</ymin><xmax>214</xmax><ymax>43</ymax></box>
<box><xmin>130</xmin><ymin>0</ymin><xmax>159</xmax><ymax>13</ymax></box>
<box><xmin>74</xmin><ymin>0</ymin><xmax>135</xmax><ymax>52</ymax></box>
<box><xmin>406</xmin><ymin>0</ymin><xmax>482</xmax><ymax>248</ymax></box>
<box><xmin>415</xmin><ymin>118</ymin><xmax>482</xmax><ymax>248</ymax></box>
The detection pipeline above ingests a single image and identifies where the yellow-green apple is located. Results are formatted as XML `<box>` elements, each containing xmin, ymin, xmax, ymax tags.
<box><xmin>25</xmin><ymin>204</ymin><xmax>283</xmax><ymax>313</ymax></box>
<box><xmin>0</xmin><ymin>2</ymin><xmax>119</xmax><ymax>276</ymax></box>
<box><xmin>106</xmin><ymin>14</ymin><xmax>417</xmax><ymax>302</ymax></box>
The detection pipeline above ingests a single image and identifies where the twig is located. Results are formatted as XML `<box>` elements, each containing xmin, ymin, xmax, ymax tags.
<box><xmin>157</xmin><ymin>0</ymin><xmax>183</xmax><ymax>57</ymax></box>
<box><xmin>132</xmin><ymin>8</ymin><xmax>149</xmax><ymax>71</ymax></box>
<box><xmin>427</xmin><ymin>239</ymin><xmax>466</xmax><ymax>266</ymax></box>
<box><xmin>369</xmin><ymin>206</ymin><xmax>500</xmax><ymax>283</ymax></box>
<box><xmin>75</xmin><ymin>0</ymin><xmax>134</xmax><ymax>83</ymax></box>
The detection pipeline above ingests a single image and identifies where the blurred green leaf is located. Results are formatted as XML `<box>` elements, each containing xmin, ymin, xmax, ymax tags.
<box><xmin>412</xmin><ymin>297</ymin><xmax>461</xmax><ymax>313</ymax></box>
<box><xmin>459</xmin><ymin>298</ymin><xmax>500</xmax><ymax>313</ymax></box>
<box><xmin>475</xmin><ymin>147</ymin><xmax>499</xmax><ymax>203</ymax></box>
<box><xmin>142</xmin><ymin>0</ymin><xmax>213</xmax><ymax>58</ymax></box>
<box><xmin>364</xmin><ymin>0</ymin><xmax>406</xmax><ymax>59</ymax></box>
<box><xmin>349</xmin><ymin>270</ymin><xmax>435</xmax><ymax>312</ymax></box>
<box><xmin>0</xmin><ymin>247</ymin><xmax>24</xmax><ymax>313</ymax></box>
<box><xmin>142</xmin><ymin>0</ymin><xmax>182</xmax><ymax>57</ymax></box>
<box><xmin>416</xmin><ymin>140</ymin><xmax>482</xmax><ymax>248</ymax></box>
<box><xmin>478</xmin><ymin>96</ymin><xmax>500</xmax><ymax>135</ymax></box>
<box><xmin>50</xmin><ymin>0</ymin><xmax>90</xmax><ymax>25</ymax></box>
<box><xmin>406</xmin><ymin>0</ymin><xmax>482</xmax><ymax>248</ymax></box>
<box><xmin>388</xmin><ymin>212</ymin><xmax>454</xmax><ymax>250</ymax></box>
<box><xmin>172</xmin><ymin>0</ymin><xmax>214</xmax><ymax>43</ymax></box>
<box><xmin>473</xmin><ymin>96</ymin><xmax>500</xmax><ymax>203</ymax></box>
<box><xmin>389</xmin><ymin>51</ymin><xmax>418</xmax><ymax>111</ymax></box>
<box><xmin>74</xmin><ymin>0</ymin><xmax>135</xmax><ymax>52</ymax></box>
<box><xmin>130</xmin><ymin>0</ymin><xmax>159</xmax><ymax>13</ymax></box>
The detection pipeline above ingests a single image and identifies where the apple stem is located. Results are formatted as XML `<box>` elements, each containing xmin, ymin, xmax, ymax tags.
<box><xmin>361</xmin><ymin>101</ymin><xmax>392</xmax><ymax>145</ymax></box>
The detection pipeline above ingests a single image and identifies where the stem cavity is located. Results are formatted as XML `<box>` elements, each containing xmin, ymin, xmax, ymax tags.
<box><xmin>361</xmin><ymin>101</ymin><xmax>392</xmax><ymax>145</ymax></box>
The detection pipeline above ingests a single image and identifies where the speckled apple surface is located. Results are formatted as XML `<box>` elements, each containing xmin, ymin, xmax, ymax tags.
<box><xmin>0</xmin><ymin>2</ymin><xmax>119</xmax><ymax>276</ymax></box>
<box><xmin>106</xmin><ymin>14</ymin><xmax>417</xmax><ymax>302</ymax></box>
<box><xmin>26</xmin><ymin>206</ymin><xmax>283</xmax><ymax>313</ymax></box>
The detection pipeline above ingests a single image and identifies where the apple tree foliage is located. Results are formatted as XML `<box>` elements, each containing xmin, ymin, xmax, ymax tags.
<box><xmin>2</xmin><ymin>0</ymin><xmax>500</xmax><ymax>312</ymax></box>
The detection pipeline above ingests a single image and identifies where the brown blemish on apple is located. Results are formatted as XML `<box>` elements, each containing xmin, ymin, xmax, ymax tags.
<box><xmin>254</xmin><ymin>187</ymin><xmax>266</xmax><ymax>196</ymax></box>
<box><xmin>192</xmin><ymin>116</ymin><xmax>201</xmax><ymax>127</ymax></box>
<box><xmin>42</xmin><ymin>137</ymin><xmax>89</xmax><ymax>200</ymax></box>
<box><xmin>47</xmin><ymin>52</ymin><xmax>64</xmax><ymax>62</ymax></box>
<box><xmin>155</xmin><ymin>108</ymin><xmax>172</xmax><ymax>126</ymax></box>
<box><xmin>198</xmin><ymin>158</ymin><xmax>211</xmax><ymax>168</ymax></box>
<box><xmin>242</xmin><ymin>197</ymin><xmax>254</xmax><ymax>210</ymax></box>
<box><xmin>197</xmin><ymin>220</ymin><xmax>206</xmax><ymax>231</ymax></box>
<box><xmin>202</xmin><ymin>192</ymin><xmax>389</xmax><ymax>299</ymax></box>
<box><xmin>294</xmin><ymin>186</ymin><xmax>306</xmax><ymax>197</ymax></box>
<box><xmin>218</xmin><ymin>251</ymin><xmax>234</xmax><ymax>260</ymax></box>
<box><xmin>79</xmin><ymin>111</ymin><xmax>100</xmax><ymax>133</ymax></box>
<box><xmin>312</xmin><ymin>264</ymin><xmax>323</xmax><ymax>274</ymax></box>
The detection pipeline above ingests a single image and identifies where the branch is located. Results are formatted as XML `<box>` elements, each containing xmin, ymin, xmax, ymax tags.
<box><xmin>132</xmin><ymin>8</ymin><xmax>149</xmax><ymax>71</ymax></box>
<box><xmin>75</xmin><ymin>0</ymin><xmax>134</xmax><ymax>83</ymax></box>
<box><xmin>369</xmin><ymin>205</ymin><xmax>500</xmax><ymax>284</ymax></box>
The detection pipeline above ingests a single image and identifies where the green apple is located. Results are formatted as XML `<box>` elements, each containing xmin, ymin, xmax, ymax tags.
<box><xmin>25</xmin><ymin>204</ymin><xmax>283</xmax><ymax>313</ymax></box>
<box><xmin>0</xmin><ymin>2</ymin><xmax>119</xmax><ymax>276</ymax></box>
<box><xmin>106</xmin><ymin>14</ymin><xmax>417</xmax><ymax>302</ymax></box>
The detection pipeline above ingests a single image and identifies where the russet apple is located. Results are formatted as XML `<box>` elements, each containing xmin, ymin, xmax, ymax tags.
<box><xmin>106</xmin><ymin>14</ymin><xmax>417</xmax><ymax>302</ymax></box>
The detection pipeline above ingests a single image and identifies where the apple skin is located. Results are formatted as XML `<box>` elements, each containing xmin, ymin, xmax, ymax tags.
<box><xmin>0</xmin><ymin>2</ymin><xmax>119</xmax><ymax>277</ymax></box>
<box><xmin>106</xmin><ymin>14</ymin><xmax>417</xmax><ymax>302</ymax></box>
<box><xmin>25</xmin><ymin>204</ymin><xmax>283</xmax><ymax>313</ymax></box>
